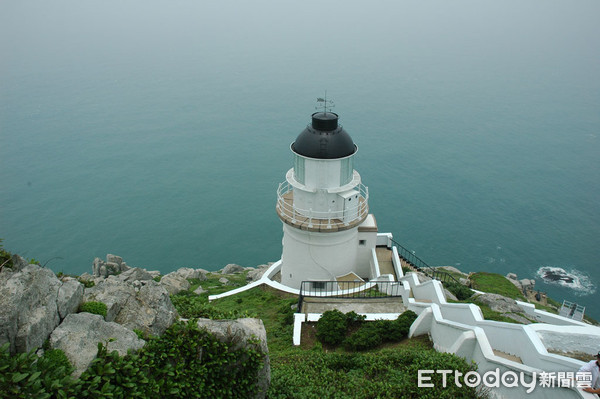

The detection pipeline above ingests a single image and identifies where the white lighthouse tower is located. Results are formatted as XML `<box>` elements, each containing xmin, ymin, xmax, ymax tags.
<box><xmin>276</xmin><ymin>105</ymin><xmax>378</xmax><ymax>289</ymax></box>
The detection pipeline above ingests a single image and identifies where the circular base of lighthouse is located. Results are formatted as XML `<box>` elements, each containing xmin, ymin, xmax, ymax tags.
<box><xmin>280</xmin><ymin>224</ymin><xmax>359</xmax><ymax>289</ymax></box>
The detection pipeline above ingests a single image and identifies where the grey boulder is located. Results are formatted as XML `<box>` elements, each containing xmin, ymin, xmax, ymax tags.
<box><xmin>0</xmin><ymin>264</ymin><xmax>80</xmax><ymax>354</ymax></box>
<box><xmin>475</xmin><ymin>293</ymin><xmax>523</xmax><ymax>313</ymax></box>
<box><xmin>222</xmin><ymin>263</ymin><xmax>244</xmax><ymax>274</ymax></box>
<box><xmin>116</xmin><ymin>267</ymin><xmax>154</xmax><ymax>282</ymax></box>
<box><xmin>159</xmin><ymin>272</ymin><xmax>190</xmax><ymax>295</ymax></box>
<box><xmin>50</xmin><ymin>313</ymin><xmax>145</xmax><ymax>377</ymax></box>
<box><xmin>83</xmin><ymin>278</ymin><xmax>177</xmax><ymax>336</ymax></box>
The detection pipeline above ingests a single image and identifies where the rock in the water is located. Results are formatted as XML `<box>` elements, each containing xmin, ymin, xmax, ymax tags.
<box><xmin>506</xmin><ymin>273</ymin><xmax>518</xmax><ymax>280</ymax></box>
<box><xmin>50</xmin><ymin>313</ymin><xmax>145</xmax><ymax>377</ymax></box>
<box><xmin>57</xmin><ymin>280</ymin><xmax>84</xmax><ymax>319</ymax></box>
<box><xmin>159</xmin><ymin>272</ymin><xmax>190</xmax><ymax>295</ymax></box>
<box><xmin>197</xmin><ymin>318</ymin><xmax>270</xmax><ymax>399</ymax></box>
<box><xmin>0</xmin><ymin>264</ymin><xmax>63</xmax><ymax>354</ymax></box>
<box><xmin>222</xmin><ymin>264</ymin><xmax>244</xmax><ymax>274</ymax></box>
<box><xmin>475</xmin><ymin>293</ymin><xmax>523</xmax><ymax>313</ymax></box>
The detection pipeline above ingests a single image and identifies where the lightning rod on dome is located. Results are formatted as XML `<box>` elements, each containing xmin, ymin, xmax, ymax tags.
<box><xmin>316</xmin><ymin>90</ymin><xmax>334</xmax><ymax>115</ymax></box>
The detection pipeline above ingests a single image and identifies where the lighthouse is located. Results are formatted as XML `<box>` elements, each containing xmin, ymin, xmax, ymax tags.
<box><xmin>276</xmin><ymin>105</ymin><xmax>379</xmax><ymax>289</ymax></box>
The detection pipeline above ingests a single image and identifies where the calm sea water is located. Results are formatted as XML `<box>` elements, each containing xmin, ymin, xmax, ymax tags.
<box><xmin>1</xmin><ymin>1</ymin><xmax>599</xmax><ymax>317</ymax></box>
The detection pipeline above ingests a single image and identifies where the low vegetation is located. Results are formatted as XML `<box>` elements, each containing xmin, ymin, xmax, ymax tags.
<box><xmin>469</xmin><ymin>272</ymin><xmax>526</xmax><ymax>300</ymax></box>
<box><xmin>444</xmin><ymin>281</ymin><xmax>474</xmax><ymax>300</ymax></box>
<box><xmin>78</xmin><ymin>301</ymin><xmax>108</xmax><ymax>319</ymax></box>
<box><xmin>0</xmin><ymin>321</ymin><xmax>264</xmax><ymax>398</ymax></box>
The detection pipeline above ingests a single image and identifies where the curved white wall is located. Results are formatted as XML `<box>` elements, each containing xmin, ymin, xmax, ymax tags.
<box><xmin>292</xmin><ymin>152</ymin><xmax>355</xmax><ymax>190</ymax></box>
<box><xmin>280</xmin><ymin>224</ymin><xmax>358</xmax><ymax>288</ymax></box>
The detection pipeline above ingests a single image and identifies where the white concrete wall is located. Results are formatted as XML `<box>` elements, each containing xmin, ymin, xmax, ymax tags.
<box><xmin>281</xmin><ymin>224</ymin><xmax>358</xmax><ymax>288</ymax></box>
<box><xmin>516</xmin><ymin>300</ymin><xmax>590</xmax><ymax>326</ymax></box>
<box><xmin>356</xmin><ymin>231</ymin><xmax>377</xmax><ymax>278</ymax></box>
<box><xmin>409</xmin><ymin>304</ymin><xmax>593</xmax><ymax>399</ymax></box>
<box><xmin>391</xmin><ymin>246</ymin><xmax>404</xmax><ymax>279</ymax></box>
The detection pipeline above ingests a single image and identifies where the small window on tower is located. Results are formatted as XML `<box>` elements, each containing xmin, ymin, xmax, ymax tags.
<box><xmin>359</xmin><ymin>240</ymin><xmax>367</xmax><ymax>246</ymax></box>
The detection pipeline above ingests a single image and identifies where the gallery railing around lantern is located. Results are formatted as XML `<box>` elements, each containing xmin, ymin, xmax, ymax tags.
<box><xmin>276</xmin><ymin>181</ymin><xmax>369</xmax><ymax>232</ymax></box>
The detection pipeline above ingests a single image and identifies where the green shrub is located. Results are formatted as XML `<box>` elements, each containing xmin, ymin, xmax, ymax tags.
<box><xmin>75</xmin><ymin>320</ymin><xmax>265</xmax><ymax>398</ymax></box>
<box><xmin>445</xmin><ymin>282</ymin><xmax>474</xmax><ymax>300</ymax></box>
<box><xmin>345</xmin><ymin>310</ymin><xmax>366</xmax><ymax>326</ymax></box>
<box><xmin>42</xmin><ymin>349</ymin><xmax>73</xmax><ymax>374</ymax></box>
<box><xmin>268</xmin><ymin>346</ymin><xmax>486</xmax><ymax>398</ymax></box>
<box><xmin>395</xmin><ymin>310</ymin><xmax>418</xmax><ymax>336</ymax></box>
<box><xmin>344</xmin><ymin>324</ymin><xmax>382</xmax><ymax>351</ymax></box>
<box><xmin>0</xmin><ymin>321</ymin><xmax>267</xmax><ymax>399</ymax></box>
<box><xmin>79</xmin><ymin>301</ymin><xmax>108</xmax><ymax>318</ymax></box>
<box><xmin>316</xmin><ymin>310</ymin><xmax>348</xmax><ymax>346</ymax></box>
<box><xmin>171</xmin><ymin>293</ymin><xmax>255</xmax><ymax>319</ymax></box>
<box><xmin>78</xmin><ymin>278</ymin><xmax>95</xmax><ymax>288</ymax></box>
<box><xmin>0</xmin><ymin>343</ymin><xmax>76</xmax><ymax>398</ymax></box>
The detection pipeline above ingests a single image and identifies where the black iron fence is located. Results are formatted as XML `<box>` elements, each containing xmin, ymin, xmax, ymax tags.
<box><xmin>298</xmin><ymin>280</ymin><xmax>403</xmax><ymax>312</ymax></box>
<box><xmin>391</xmin><ymin>239</ymin><xmax>460</xmax><ymax>285</ymax></box>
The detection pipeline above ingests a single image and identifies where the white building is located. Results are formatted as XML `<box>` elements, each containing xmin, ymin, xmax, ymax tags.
<box><xmin>276</xmin><ymin>111</ymin><xmax>379</xmax><ymax>288</ymax></box>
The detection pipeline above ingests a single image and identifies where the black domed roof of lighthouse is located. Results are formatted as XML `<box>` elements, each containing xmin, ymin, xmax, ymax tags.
<box><xmin>291</xmin><ymin>112</ymin><xmax>357</xmax><ymax>159</ymax></box>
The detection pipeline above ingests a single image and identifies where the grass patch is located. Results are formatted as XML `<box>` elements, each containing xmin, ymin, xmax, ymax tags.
<box><xmin>470</xmin><ymin>272</ymin><xmax>526</xmax><ymax>300</ymax></box>
<box><xmin>209</xmin><ymin>285</ymin><xmax>297</xmax><ymax>352</ymax></box>
<box><xmin>268</xmin><ymin>338</ymin><xmax>487</xmax><ymax>399</ymax></box>
<box><xmin>190</xmin><ymin>271</ymin><xmax>250</xmax><ymax>295</ymax></box>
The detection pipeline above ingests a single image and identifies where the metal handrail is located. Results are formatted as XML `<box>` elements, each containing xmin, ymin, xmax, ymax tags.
<box><xmin>298</xmin><ymin>280</ymin><xmax>403</xmax><ymax>312</ymax></box>
<box><xmin>391</xmin><ymin>239</ymin><xmax>460</xmax><ymax>285</ymax></box>
<box><xmin>276</xmin><ymin>181</ymin><xmax>369</xmax><ymax>226</ymax></box>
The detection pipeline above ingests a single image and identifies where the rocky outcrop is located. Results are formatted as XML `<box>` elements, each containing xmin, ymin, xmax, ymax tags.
<box><xmin>92</xmin><ymin>254</ymin><xmax>130</xmax><ymax>278</ymax></box>
<box><xmin>50</xmin><ymin>313</ymin><xmax>145</xmax><ymax>377</ymax></box>
<box><xmin>116</xmin><ymin>267</ymin><xmax>154</xmax><ymax>283</ymax></box>
<box><xmin>0</xmin><ymin>264</ymin><xmax>83</xmax><ymax>354</ymax></box>
<box><xmin>197</xmin><ymin>318</ymin><xmax>270</xmax><ymax>399</ymax></box>
<box><xmin>194</xmin><ymin>286</ymin><xmax>207</xmax><ymax>295</ymax></box>
<box><xmin>171</xmin><ymin>267</ymin><xmax>208</xmax><ymax>281</ymax></box>
<box><xmin>83</xmin><ymin>277</ymin><xmax>177</xmax><ymax>336</ymax></box>
<box><xmin>247</xmin><ymin>264</ymin><xmax>271</xmax><ymax>282</ymax></box>
<box><xmin>114</xmin><ymin>281</ymin><xmax>177</xmax><ymax>336</ymax></box>
<box><xmin>57</xmin><ymin>280</ymin><xmax>84</xmax><ymax>319</ymax></box>
<box><xmin>474</xmin><ymin>293</ymin><xmax>523</xmax><ymax>314</ymax></box>
<box><xmin>159</xmin><ymin>272</ymin><xmax>190</xmax><ymax>295</ymax></box>
<box><xmin>219</xmin><ymin>277</ymin><xmax>232</xmax><ymax>285</ymax></box>
<box><xmin>443</xmin><ymin>288</ymin><xmax>458</xmax><ymax>302</ymax></box>
<box><xmin>222</xmin><ymin>263</ymin><xmax>244</xmax><ymax>274</ymax></box>
<box><xmin>83</xmin><ymin>278</ymin><xmax>136</xmax><ymax>322</ymax></box>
